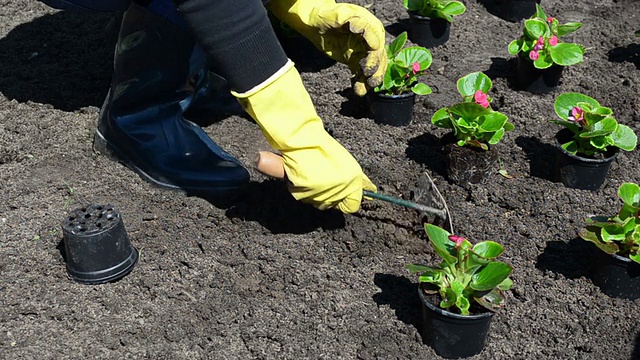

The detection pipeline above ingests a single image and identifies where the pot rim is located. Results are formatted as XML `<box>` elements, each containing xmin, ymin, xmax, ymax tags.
<box><xmin>407</xmin><ymin>10</ymin><xmax>450</xmax><ymax>22</ymax></box>
<box><xmin>554</xmin><ymin>129</ymin><xmax>619</xmax><ymax>163</ymax></box>
<box><xmin>418</xmin><ymin>284</ymin><xmax>494</xmax><ymax>320</ymax></box>
<box><xmin>372</xmin><ymin>91</ymin><xmax>416</xmax><ymax>99</ymax></box>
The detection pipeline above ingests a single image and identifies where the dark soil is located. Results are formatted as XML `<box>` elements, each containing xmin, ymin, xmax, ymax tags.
<box><xmin>2</xmin><ymin>0</ymin><xmax>640</xmax><ymax>359</ymax></box>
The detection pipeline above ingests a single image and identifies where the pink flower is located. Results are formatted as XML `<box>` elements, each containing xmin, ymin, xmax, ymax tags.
<box><xmin>533</xmin><ymin>36</ymin><xmax>544</xmax><ymax>51</ymax></box>
<box><xmin>567</xmin><ymin>106</ymin><xmax>585</xmax><ymax>125</ymax></box>
<box><xmin>474</xmin><ymin>90</ymin><xmax>490</xmax><ymax>108</ymax></box>
<box><xmin>529</xmin><ymin>50</ymin><xmax>540</xmax><ymax>61</ymax></box>
<box><xmin>547</xmin><ymin>17</ymin><xmax>555</xmax><ymax>23</ymax></box>
<box><xmin>412</xmin><ymin>62</ymin><xmax>420</xmax><ymax>75</ymax></box>
<box><xmin>448</xmin><ymin>235</ymin><xmax>466</xmax><ymax>248</ymax></box>
<box><xmin>549</xmin><ymin>35</ymin><xmax>558</xmax><ymax>46</ymax></box>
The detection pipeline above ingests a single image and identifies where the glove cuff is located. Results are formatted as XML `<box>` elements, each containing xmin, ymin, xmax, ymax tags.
<box><xmin>231</xmin><ymin>60</ymin><xmax>295</xmax><ymax>98</ymax></box>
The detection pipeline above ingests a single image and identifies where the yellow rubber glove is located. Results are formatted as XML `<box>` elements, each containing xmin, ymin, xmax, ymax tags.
<box><xmin>266</xmin><ymin>0</ymin><xmax>387</xmax><ymax>97</ymax></box>
<box><xmin>233</xmin><ymin>62</ymin><xmax>376</xmax><ymax>213</ymax></box>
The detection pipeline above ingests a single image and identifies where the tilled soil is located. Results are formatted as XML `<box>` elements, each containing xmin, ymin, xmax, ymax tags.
<box><xmin>1</xmin><ymin>0</ymin><xmax>639</xmax><ymax>359</ymax></box>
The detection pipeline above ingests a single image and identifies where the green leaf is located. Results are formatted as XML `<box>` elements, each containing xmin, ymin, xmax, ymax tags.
<box><xmin>508</xmin><ymin>40</ymin><xmax>521</xmax><ymax>55</ymax></box>
<box><xmin>619</xmin><ymin>183</ymin><xmax>640</xmax><ymax>209</ymax></box>
<box><xmin>612</xmin><ymin>124</ymin><xmax>638</xmax><ymax>152</ymax></box>
<box><xmin>388</xmin><ymin>32</ymin><xmax>407</xmax><ymax>58</ymax></box>
<box><xmin>524</xmin><ymin>18</ymin><xmax>548</xmax><ymax>39</ymax></box>
<box><xmin>557</xmin><ymin>22</ymin><xmax>583</xmax><ymax>37</ymax></box>
<box><xmin>487</xmin><ymin>128</ymin><xmax>505</xmax><ymax>145</ymax></box>
<box><xmin>397</xmin><ymin>46</ymin><xmax>432</xmax><ymax>69</ymax></box>
<box><xmin>456</xmin><ymin>72</ymin><xmax>492</xmax><ymax>98</ymax></box>
<box><xmin>504</xmin><ymin>121</ymin><xmax>515</xmax><ymax>131</ymax></box>
<box><xmin>441</xmin><ymin>288</ymin><xmax>456</xmax><ymax>309</ymax></box>
<box><xmin>630</xmin><ymin>253</ymin><xmax>640</xmax><ymax>265</ymax></box>
<box><xmin>405</xmin><ymin>263</ymin><xmax>434</xmax><ymax>274</ymax></box>
<box><xmin>534</xmin><ymin>4</ymin><xmax>546</xmax><ymax>20</ymax></box>
<box><xmin>441</xmin><ymin>1</ymin><xmax>466</xmax><ymax>16</ymax></box>
<box><xmin>456</xmin><ymin>295</ymin><xmax>470</xmax><ymax>316</ymax></box>
<box><xmin>470</xmin><ymin>262</ymin><xmax>513</xmax><ymax>291</ymax></box>
<box><xmin>533</xmin><ymin>53</ymin><xmax>554</xmax><ymax>69</ymax></box>
<box><xmin>448</xmin><ymin>102</ymin><xmax>492</xmax><ymax>119</ymax></box>
<box><xmin>554</xmin><ymin>93</ymin><xmax>600</xmax><ymax>121</ymax></box>
<box><xmin>412</xmin><ymin>82</ymin><xmax>432</xmax><ymax>95</ymax></box>
<box><xmin>431</xmin><ymin>107</ymin><xmax>452</xmax><ymax>128</ymax></box>
<box><xmin>549</xmin><ymin>43</ymin><xmax>584</xmax><ymax>66</ymax></box>
<box><xmin>475</xmin><ymin>288</ymin><xmax>506</xmax><ymax>311</ymax></box>
<box><xmin>561</xmin><ymin>140</ymin><xmax>578</xmax><ymax>155</ymax></box>
<box><xmin>579</xmin><ymin>117</ymin><xmax>617</xmax><ymax>138</ymax></box>
<box><xmin>579</xmin><ymin>227</ymin><xmax>620</xmax><ymax>254</ymax></box>
<box><xmin>479</xmin><ymin>112</ymin><xmax>509</xmax><ymax>132</ymax></box>
<box><xmin>497</xmin><ymin>277</ymin><xmax>513</xmax><ymax>291</ymax></box>
<box><xmin>424</xmin><ymin>224</ymin><xmax>457</xmax><ymax>265</ymax></box>
<box><xmin>472</xmin><ymin>241</ymin><xmax>505</xmax><ymax>259</ymax></box>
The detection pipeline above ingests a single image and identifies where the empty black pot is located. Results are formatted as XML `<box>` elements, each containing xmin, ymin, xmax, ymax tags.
<box><xmin>419</xmin><ymin>287</ymin><xmax>494</xmax><ymax>358</ymax></box>
<box><xmin>408</xmin><ymin>12</ymin><xmax>451</xmax><ymax>48</ymax></box>
<box><xmin>554</xmin><ymin>129</ymin><xmax>618</xmax><ymax>190</ymax></box>
<box><xmin>62</xmin><ymin>204</ymin><xmax>138</xmax><ymax>284</ymax></box>
<box><xmin>591</xmin><ymin>250</ymin><xmax>640</xmax><ymax>300</ymax></box>
<box><xmin>516</xmin><ymin>52</ymin><xmax>563</xmax><ymax>93</ymax></box>
<box><xmin>368</xmin><ymin>91</ymin><xmax>416</xmax><ymax>126</ymax></box>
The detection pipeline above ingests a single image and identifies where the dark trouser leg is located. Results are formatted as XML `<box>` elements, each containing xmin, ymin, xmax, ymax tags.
<box><xmin>94</xmin><ymin>2</ymin><xmax>249</xmax><ymax>195</ymax></box>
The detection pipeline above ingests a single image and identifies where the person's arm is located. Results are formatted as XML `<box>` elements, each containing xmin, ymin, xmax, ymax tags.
<box><xmin>174</xmin><ymin>0</ymin><xmax>376</xmax><ymax>213</ymax></box>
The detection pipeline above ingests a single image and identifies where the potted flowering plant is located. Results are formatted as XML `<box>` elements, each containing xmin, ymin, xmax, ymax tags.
<box><xmin>406</xmin><ymin>224</ymin><xmax>513</xmax><ymax>358</ymax></box>
<box><xmin>402</xmin><ymin>0</ymin><xmax>466</xmax><ymax>48</ymax></box>
<box><xmin>431</xmin><ymin>72</ymin><xmax>515</xmax><ymax>184</ymax></box>
<box><xmin>579</xmin><ymin>182</ymin><xmax>640</xmax><ymax>299</ymax></box>
<box><xmin>370</xmin><ymin>31</ymin><xmax>432</xmax><ymax>126</ymax></box>
<box><xmin>508</xmin><ymin>5</ymin><xmax>585</xmax><ymax>93</ymax></box>
<box><xmin>551</xmin><ymin>92</ymin><xmax>637</xmax><ymax>190</ymax></box>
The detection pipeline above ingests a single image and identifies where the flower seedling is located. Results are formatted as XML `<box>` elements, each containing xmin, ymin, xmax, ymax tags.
<box><xmin>579</xmin><ymin>182</ymin><xmax>640</xmax><ymax>264</ymax></box>
<box><xmin>374</xmin><ymin>31</ymin><xmax>432</xmax><ymax>96</ymax></box>
<box><xmin>551</xmin><ymin>92</ymin><xmax>637</xmax><ymax>156</ymax></box>
<box><xmin>407</xmin><ymin>224</ymin><xmax>513</xmax><ymax>316</ymax></box>
<box><xmin>403</xmin><ymin>0</ymin><xmax>466</xmax><ymax>22</ymax></box>
<box><xmin>431</xmin><ymin>72</ymin><xmax>514</xmax><ymax>150</ymax></box>
<box><xmin>508</xmin><ymin>5</ymin><xmax>585</xmax><ymax>69</ymax></box>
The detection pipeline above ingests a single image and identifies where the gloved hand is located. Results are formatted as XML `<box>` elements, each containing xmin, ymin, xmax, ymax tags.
<box><xmin>233</xmin><ymin>62</ymin><xmax>376</xmax><ymax>213</ymax></box>
<box><xmin>266</xmin><ymin>0</ymin><xmax>387</xmax><ymax>97</ymax></box>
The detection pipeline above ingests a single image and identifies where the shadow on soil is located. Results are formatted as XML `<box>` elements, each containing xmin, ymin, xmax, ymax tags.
<box><xmin>535</xmin><ymin>237</ymin><xmax>595</xmax><ymax>279</ymax></box>
<box><xmin>0</xmin><ymin>11</ymin><xmax>115</xmax><ymax>111</ymax></box>
<box><xmin>515</xmin><ymin>135</ymin><xmax>558</xmax><ymax>182</ymax></box>
<box><xmin>372</xmin><ymin>273</ymin><xmax>422</xmax><ymax>330</ymax></box>
<box><xmin>608</xmin><ymin>44</ymin><xmax>640</xmax><ymax>70</ymax></box>
<box><xmin>406</xmin><ymin>132</ymin><xmax>447</xmax><ymax>179</ymax></box>
<box><xmin>633</xmin><ymin>332</ymin><xmax>640</xmax><ymax>360</ymax></box>
<box><xmin>224</xmin><ymin>180</ymin><xmax>346</xmax><ymax>234</ymax></box>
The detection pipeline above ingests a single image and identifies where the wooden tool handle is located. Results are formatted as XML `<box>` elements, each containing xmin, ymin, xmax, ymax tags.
<box><xmin>255</xmin><ymin>151</ymin><xmax>286</xmax><ymax>179</ymax></box>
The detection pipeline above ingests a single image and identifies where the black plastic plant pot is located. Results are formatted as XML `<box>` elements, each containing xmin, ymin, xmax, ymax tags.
<box><xmin>62</xmin><ymin>204</ymin><xmax>139</xmax><ymax>285</ymax></box>
<box><xmin>368</xmin><ymin>91</ymin><xmax>416</xmax><ymax>126</ymax></box>
<box><xmin>445</xmin><ymin>142</ymin><xmax>499</xmax><ymax>186</ymax></box>
<box><xmin>418</xmin><ymin>287</ymin><xmax>494</xmax><ymax>359</ymax></box>
<box><xmin>516</xmin><ymin>52</ymin><xmax>563</xmax><ymax>94</ymax></box>
<box><xmin>501</xmin><ymin>0</ymin><xmax>540</xmax><ymax>22</ymax></box>
<box><xmin>408</xmin><ymin>11</ymin><xmax>451</xmax><ymax>48</ymax></box>
<box><xmin>554</xmin><ymin>129</ymin><xmax>618</xmax><ymax>190</ymax></box>
<box><xmin>591</xmin><ymin>250</ymin><xmax>640</xmax><ymax>300</ymax></box>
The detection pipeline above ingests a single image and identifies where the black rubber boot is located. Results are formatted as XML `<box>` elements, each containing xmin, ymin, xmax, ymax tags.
<box><xmin>94</xmin><ymin>2</ymin><xmax>249</xmax><ymax>196</ymax></box>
